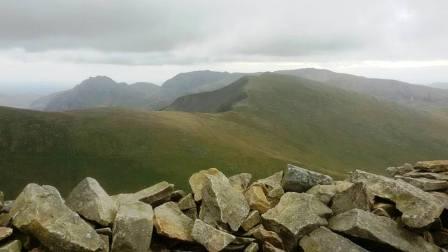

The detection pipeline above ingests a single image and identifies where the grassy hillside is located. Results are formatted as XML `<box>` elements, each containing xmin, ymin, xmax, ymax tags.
<box><xmin>1</xmin><ymin>74</ymin><xmax>448</xmax><ymax>197</ymax></box>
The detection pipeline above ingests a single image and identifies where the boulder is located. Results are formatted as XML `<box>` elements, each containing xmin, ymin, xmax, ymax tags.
<box><xmin>396</xmin><ymin>175</ymin><xmax>448</xmax><ymax>191</ymax></box>
<box><xmin>329</xmin><ymin>209</ymin><xmax>439</xmax><ymax>252</ymax></box>
<box><xmin>192</xmin><ymin>219</ymin><xmax>235</xmax><ymax>252</ymax></box>
<box><xmin>98</xmin><ymin>235</ymin><xmax>109</xmax><ymax>252</ymax></box>
<box><xmin>263</xmin><ymin>242</ymin><xmax>285</xmax><ymax>252</ymax></box>
<box><xmin>190</xmin><ymin>168</ymin><xmax>221</xmax><ymax>201</ymax></box>
<box><xmin>154</xmin><ymin>202</ymin><xmax>194</xmax><ymax>241</ymax></box>
<box><xmin>177</xmin><ymin>193</ymin><xmax>196</xmax><ymax>210</ymax></box>
<box><xmin>281</xmin><ymin>164</ymin><xmax>333</xmax><ymax>193</ymax></box>
<box><xmin>414</xmin><ymin>160</ymin><xmax>448</xmax><ymax>172</ymax></box>
<box><xmin>306</xmin><ymin>181</ymin><xmax>353</xmax><ymax>205</ymax></box>
<box><xmin>111</xmin><ymin>202</ymin><xmax>153</xmax><ymax>252</ymax></box>
<box><xmin>244</xmin><ymin>185</ymin><xmax>272</xmax><ymax>213</ymax></box>
<box><xmin>170</xmin><ymin>190</ymin><xmax>187</xmax><ymax>202</ymax></box>
<box><xmin>0</xmin><ymin>240</ymin><xmax>21</xmax><ymax>252</ymax></box>
<box><xmin>0</xmin><ymin>214</ymin><xmax>10</xmax><ymax>227</ymax></box>
<box><xmin>262</xmin><ymin>192</ymin><xmax>332</xmax><ymax>250</ymax></box>
<box><xmin>244</xmin><ymin>225</ymin><xmax>284</xmax><ymax>249</ymax></box>
<box><xmin>10</xmin><ymin>184</ymin><xmax>104</xmax><ymax>252</ymax></box>
<box><xmin>113</xmin><ymin>181</ymin><xmax>174</xmax><ymax>206</ymax></box>
<box><xmin>0</xmin><ymin>227</ymin><xmax>13</xmax><ymax>241</ymax></box>
<box><xmin>241</xmin><ymin>210</ymin><xmax>261</xmax><ymax>232</ymax></box>
<box><xmin>183</xmin><ymin>207</ymin><xmax>198</xmax><ymax>220</ymax></box>
<box><xmin>299</xmin><ymin>227</ymin><xmax>368</xmax><ymax>252</ymax></box>
<box><xmin>252</xmin><ymin>171</ymin><xmax>284</xmax><ymax>199</ymax></box>
<box><xmin>386</xmin><ymin>163</ymin><xmax>414</xmax><ymax>176</ymax></box>
<box><xmin>66</xmin><ymin>177</ymin><xmax>117</xmax><ymax>226</ymax></box>
<box><xmin>244</xmin><ymin>242</ymin><xmax>259</xmax><ymax>252</ymax></box>
<box><xmin>229</xmin><ymin>173</ymin><xmax>252</xmax><ymax>192</ymax></box>
<box><xmin>331</xmin><ymin>182</ymin><xmax>372</xmax><ymax>215</ymax></box>
<box><xmin>401</xmin><ymin>171</ymin><xmax>448</xmax><ymax>181</ymax></box>
<box><xmin>198</xmin><ymin>169</ymin><xmax>249</xmax><ymax>231</ymax></box>
<box><xmin>350</xmin><ymin>170</ymin><xmax>444</xmax><ymax>228</ymax></box>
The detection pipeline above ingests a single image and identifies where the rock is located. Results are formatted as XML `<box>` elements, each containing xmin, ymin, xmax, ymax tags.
<box><xmin>113</xmin><ymin>181</ymin><xmax>174</xmax><ymax>206</ymax></box>
<box><xmin>96</xmin><ymin>227</ymin><xmax>112</xmax><ymax>236</ymax></box>
<box><xmin>386</xmin><ymin>163</ymin><xmax>414</xmax><ymax>176</ymax></box>
<box><xmin>99</xmin><ymin>235</ymin><xmax>109</xmax><ymax>252</ymax></box>
<box><xmin>229</xmin><ymin>173</ymin><xmax>252</xmax><ymax>192</ymax></box>
<box><xmin>262</xmin><ymin>242</ymin><xmax>285</xmax><ymax>252</ymax></box>
<box><xmin>328</xmin><ymin>209</ymin><xmax>439</xmax><ymax>252</ymax></box>
<box><xmin>0</xmin><ymin>240</ymin><xmax>21</xmax><ymax>252</ymax></box>
<box><xmin>244</xmin><ymin>185</ymin><xmax>272</xmax><ymax>213</ymax></box>
<box><xmin>10</xmin><ymin>184</ymin><xmax>104</xmax><ymax>252</ymax></box>
<box><xmin>1</xmin><ymin>201</ymin><xmax>12</xmax><ymax>213</ymax></box>
<box><xmin>350</xmin><ymin>170</ymin><xmax>444</xmax><ymax>228</ymax></box>
<box><xmin>154</xmin><ymin>202</ymin><xmax>194</xmax><ymax>241</ymax></box>
<box><xmin>0</xmin><ymin>213</ymin><xmax>11</xmax><ymax>227</ymax></box>
<box><xmin>244</xmin><ymin>242</ymin><xmax>259</xmax><ymax>252</ymax></box>
<box><xmin>111</xmin><ymin>202</ymin><xmax>153</xmax><ymax>252</ymax></box>
<box><xmin>183</xmin><ymin>207</ymin><xmax>198</xmax><ymax>220</ymax></box>
<box><xmin>299</xmin><ymin>227</ymin><xmax>368</xmax><ymax>252</ymax></box>
<box><xmin>306</xmin><ymin>181</ymin><xmax>353</xmax><ymax>205</ymax></box>
<box><xmin>331</xmin><ymin>182</ymin><xmax>372</xmax><ymax>215</ymax></box>
<box><xmin>66</xmin><ymin>177</ymin><xmax>117</xmax><ymax>226</ymax></box>
<box><xmin>241</xmin><ymin>210</ymin><xmax>261</xmax><ymax>232</ymax></box>
<box><xmin>0</xmin><ymin>227</ymin><xmax>13</xmax><ymax>241</ymax></box>
<box><xmin>396</xmin><ymin>175</ymin><xmax>448</xmax><ymax>191</ymax></box>
<box><xmin>402</xmin><ymin>171</ymin><xmax>448</xmax><ymax>181</ymax></box>
<box><xmin>226</xmin><ymin>236</ymin><xmax>256</xmax><ymax>251</ymax></box>
<box><xmin>431</xmin><ymin>191</ymin><xmax>448</xmax><ymax>209</ymax></box>
<box><xmin>198</xmin><ymin>168</ymin><xmax>250</xmax><ymax>231</ymax></box>
<box><xmin>253</xmin><ymin>171</ymin><xmax>284</xmax><ymax>199</ymax></box>
<box><xmin>190</xmin><ymin>168</ymin><xmax>222</xmax><ymax>201</ymax></box>
<box><xmin>170</xmin><ymin>190</ymin><xmax>187</xmax><ymax>202</ymax></box>
<box><xmin>192</xmin><ymin>219</ymin><xmax>235</xmax><ymax>252</ymax></box>
<box><xmin>262</xmin><ymin>192</ymin><xmax>332</xmax><ymax>250</ymax></box>
<box><xmin>371</xmin><ymin>202</ymin><xmax>399</xmax><ymax>218</ymax></box>
<box><xmin>281</xmin><ymin>164</ymin><xmax>333</xmax><ymax>193</ymax></box>
<box><xmin>244</xmin><ymin>225</ymin><xmax>284</xmax><ymax>249</ymax></box>
<box><xmin>432</xmin><ymin>229</ymin><xmax>448</xmax><ymax>247</ymax></box>
<box><xmin>415</xmin><ymin>160</ymin><xmax>448</xmax><ymax>172</ymax></box>
<box><xmin>177</xmin><ymin>193</ymin><xmax>196</xmax><ymax>210</ymax></box>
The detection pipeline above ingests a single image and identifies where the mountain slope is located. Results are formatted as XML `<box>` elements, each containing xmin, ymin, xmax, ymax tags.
<box><xmin>2</xmin><ymin>73</ymin><xmax>448</xmax><ymax>197</ymax></box>
<box><xmin>430</xmin><ymin>82</ymin><xmax>448</xmax><ymax>89</ymax></box>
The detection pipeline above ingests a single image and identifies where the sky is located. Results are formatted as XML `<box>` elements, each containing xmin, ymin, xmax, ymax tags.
<box><xmin>0</xmin><ymin>0</ymin><xmax>447</xmax><ymax>89</ymax></box>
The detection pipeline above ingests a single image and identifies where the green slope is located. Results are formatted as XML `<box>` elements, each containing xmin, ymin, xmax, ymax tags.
<box><xmin>1</xmin><ymin>73</ymin><xmax>448</xmax><ymax>197</ymax></box>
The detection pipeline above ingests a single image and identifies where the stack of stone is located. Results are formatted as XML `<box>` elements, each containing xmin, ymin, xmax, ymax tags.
<box><xmin>0</xmin><ymin>161</ymin><xmax>447</xmax><ymax>251</ymax></box>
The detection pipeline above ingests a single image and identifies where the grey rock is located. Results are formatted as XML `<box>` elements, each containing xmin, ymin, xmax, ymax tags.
<box><xmin>178</xmin><ymin>193</ymin><xmax>196</xmax><ymax>210</ymax></box>
<box><xmin>262</xmin><ymin>192</ymin><xmax>332</xmax><ymax>251</ymax></box>
<box><xmin>244</xmin><ymin>242</ymin><xmax>259</xmax><ymax>252</ymax></box>
<box><xmin>262</xmin><ymin>242</ymin><xmax>285</xmax><ymax>252</ymax></box>
<box><xmin>192</xmin><ymin>219</ymin><xmax>235</xmax><ymax>252</ymax></box>
<box><xmin>252</xmin><ymin>171</ymin><xmax>284</xmax><ymax>199</ymax></box>
<box><xmin>98</xmin><ymin>235</ymin><xmax>109</xmax><ymax>252</ymax></box>
<box><xmin>10</xmin><ymin>184</ymin><xmax>104</xmax><ymax>252</ymax></box>
<box><xmin>66</xmin><ymin>177</ymin><xmax>117</xmax><ymax>226</ymax></box>
<box><xmin>0</xmin><ymin>227</ymin><xmax>13</xmax><ymax>241</ymax></box>
<box><xmin>241</xmin><ymin>210</ymin><xmax>261</xmax><ymax>232</ymax></box>
<box><xmin>190</xmin><ymin>168</ymin><xmax>222</xmax><ymax>201</ymax></box>
<box><xmin>0</xmin><ymin>240</ymin><xmax>21</xmax><ymax>252</ymax></box>
<box><xmin>183</xmin><ymin>207</ymin><xmax>198</xmax><ymax>220</ymax></box>
<box><xmin>386</xmin><ymin>163</ymin><xmax>414</xmax><ymax>176</ymax></box>
<box><xmin>198</xmin><ymin>168</ymin><xmax>250</xmax><ymax>231</ymax></box>
<box><xmin>154</xmin><ymin>202</ymin><xmax>194</xmax><ymax>241</ymax></box>
<box><xmin>244</xmin><ymin>225</ymin><xmax>284</xmax><ymax>249</ymax></box>
<box><xmin>299</xmin><ymin>227</ymin><xmax>368</xmax><ymax>252</ymax></box>
<box><xmin>401</xmin><ymin>171</ymin><xmax>448</xmax><ymax>181</ymax></box>
<box><xmin>350</xmin><ymin>170</ymin><xmax>444</xmax><ymax>228</ymax></box>
<box><xmin>414</xmin><ymin>160</ymin><xmax>448</xmax><ymax>172</ymax></box>
<box><xmin>113</xmin><ymin>181</ymin><xmax>174</xmax><ymax>206</ymax></box>
<box><xmin>282</xmin><ymin>164</ymin><xmax>333</xmax><ymax>193</ymax></box>
<box><xmin>229</xmin><ymin>173</ymin><xmax>252</xmax><ymax>192</ymax></box>
<box><xmin>431</xmin><ymin>191</ymin><xmax>448</xmax><ymax>209</ymax></box>
<box><xmin>306</xmin><ymin>181</ymin><xmax>353</xmax><ymax>205</ymax></box>
<box><xmin>329</xmin><ymin>209</ymin><xmax>440</xmax><ymax>252</ymax></box>
<box><xmin>396</xmin><ymin>175</ymin><xmax>448</xmax><ymax>191</ymax></box>
<box><xmin>331</xmin><ymin>182</ymin><xmax>372</xmax><ymax>215</ymax></box>
<box><xmin>111</xmin><ymin>202</ymin><xmax>153</xmax><ymax>252</ymax></box>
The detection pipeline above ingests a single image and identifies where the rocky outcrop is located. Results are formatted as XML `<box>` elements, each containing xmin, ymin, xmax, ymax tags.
<box><xmin>1</xmin><ymin>160</ymin><xmax>448</xmax><ymax>251</ymax></box>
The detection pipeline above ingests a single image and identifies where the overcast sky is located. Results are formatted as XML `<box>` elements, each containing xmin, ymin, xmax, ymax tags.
<box><xmin>0</xmin><ymin>0</ymin><xmax>447</xmax><ymax>88</ymax></box>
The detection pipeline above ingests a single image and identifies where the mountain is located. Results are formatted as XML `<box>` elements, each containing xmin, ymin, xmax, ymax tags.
<box><xmin>2</xmin><ymin>73</ymin><xmax>448</xmax><ymax>197</ymax></box>
<box><xmin>430</xmin><ymin>82</ymin><xmax>448</xmax><ymax>89</ymax></box>
<box><xmin>278</xmin><ymin>68</ymin><xmax>448</xmax><ymax>112</ymax></box>
<box><xmin>32</xmin><ymin>71</ymin><xmax>246</xmax><ymax>112</ymax></box>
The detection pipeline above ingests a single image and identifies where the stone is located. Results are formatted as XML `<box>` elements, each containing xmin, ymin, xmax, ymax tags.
<box><xmin>253</xmin><ymin>171</ymin><xmax>284</xmax><ymax>199</ymax></box>
<box><xmin>113</xmin><ymin>181</ymin><xmax>174</xmax><ymax>206</ymax></box>
<box><xmin>402</xmin><ymin>171</ymin><xmax>448</xmax><ymax>181</ymax></box>
<box><xmin>262</xmin><ymin>192</ymin><xmax>332</xmax><ymax>250</ymax></box>
<box><xmin>262</xmin><ymin>242</ymin><xmax>285</xmax><ymax>252</ymax></box>
<box><xmin>111</xmin><ymin>202</ymin><xmax>153</xmax><ymax>252</ymax></box>
<box><xmin>0</xmin><ymin>240</ymin><xmax>21</xmax><ymax>252</ymax></box>
<box><xmin>192</xmin><ymin>219</ymin><xmax>235</xmax><ymax>252</ymax></box>
<box><xmin>431</xmin><ymin>191</ymin><xmax>448</xmax><ymax>209</ymax></box>
<box><xmin>241</xmin><ymin>210</ymin><xmax>261</xmax><ymax>232</ymax></box>
<box><xmin>96</xmin><ymin>227</ymin><xmax>112</xmax><ymax>236</ymax></box>
<box><xmin>244</xmin><ymin>242</ymin><xmax>259</xmax><ymax>252</ymax></box>
<box><xmin>170</xmin><ymin>190</ymin><xmax>187</xmax><ymax>202</ymax></box>
<box><xmin>99</xmin><ymin>235</ymin><xmax>109</xmax><ymax>252</ymax></box>
<box><xmin>331</xmin><ymin>182</ymin><xmax>372</xmax><ymax>215</ymax></box>
<box><xmin>1</xmin><ymin>201</ymin><xmax>12</xmax><ymax>213</ymax></box>
<box><xmin>328</xmin><ymin>209</ymin><xmax>439</xmax><ymax>252</ymax></box>
<box><xmin>226</xmin><ymin>237</ymin><xmax>256</xmax><ymax>251</ymax></box>
<box><xmin>190</xmin><ymin>168</ymin><xmax>222</xmax><ymax>201</ymax></box>
<box><xmin>0</xmin><ymin>213</ymin><xmax>11</xmax><ymax>227</ymax></box>
<box><xmin>350</xmin><ymin>170</ymin><xmax>444</xmax><ymax>228</ymax></box>
<box><xmin>10</xmin><ymin>184</ymin><xmax>104</xmax><ymax>252</ymax></box>
<box><xmin>244</xmin><ymin>225</ymin><xmax>284</xmax><ymax>249</ymax></box>
<box><xmin>66</xmin><ymin>177</ymin><xmax>117</xmax><ymax>226</ymax></box>
<box><xmin>306</xmin><ymin>181</ymin><xmax>353</xmax><ymax>205</ymax></box>
<box><xmin>0</xmin><ymin>227</ymin><xmax>13</xmax><ymax>241</ymax></box>
<box><xmin>244</xmin><ymin>185</ymin><xmax>272</xmax><ymax>213</ymax></box>
<box><xmin>183</xmin><ymin>207</ymin><xmax>198</xmax><ymax>220</ymax></box>
<box><xmin>154</xmin><ymin>202</ymin><xmax>194</xmax><ymax>241</ymax></box>
<box><xmin>198</xmin><ymin>168</ymin><xmax>250</xmax><ymax>231</ymax></box>
<box><xmin>299</xmin><ymin>227</ymin><xmax>368</xmax><ymax>252</ymax></box>
<box><xmin>281</xmin><ymin>164</ymin><xmax>333</xmax><ymax>192</ymax></box>
<box><xmin>177</xmin><ymin>193</ymin><xmax>196</xmax><ymax>210</ymax></box>
<box><xmin>386</xmin><ymin>163</ymin><xmax>414</xmax><ymax>176</ymax></box>
<box><xmin>396</xmin><ymin>175</ymin><xmax>448</xmax><ymax>191</ymax></box>
<box><xmin>371</xmin><ymin>202</ymin><xmax>399</xmax><ymax>218</ymax></box>
<box><xmin>414</xmin><ymin>160</ymin><xmax>448</xmax><ymax>172</ymax></box>
<box><xmin>229</xmin><ymin>173</ymin><xmax>252</xmax><ymax>192</ymax></box>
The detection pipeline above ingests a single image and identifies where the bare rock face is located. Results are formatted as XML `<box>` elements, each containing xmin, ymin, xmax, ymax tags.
<box><xmin>113</xmin><ymin>181</ymin><xmax>174</xmax><ymax>206</ymax></box>
<box><xmin>306</xmin><ymin>181</ymin><xmax>353</xmax><ymax>205</ymax></box>
<box><xmin>414</xmin><ymin>160</ymin><xmax>448</xmax><ymax>172</ymax></box>
<box><xmin>197</xmin><ymin>168</ymin><xmax>250</xmax><ymax>231</ymax></box>
<box><xmin>329</xmin><ymin>209</ymin><xmax>440</xmax><ymax>252</ymax></box>
<box><xmin>229</xmin><ymin>173</ymin><xmax>252</xmax><ymax>192</ymax></box>
<box><xmin>299</xmin><ymin>227</ymin><xmax>368</xmax><ymax>252</ymax></box>
<box><xmin>331</xmin><ymin>182</ymin><xmax>372</xmax><ymax>215</ymax></box>
<box><xmin>396</xmin><ymin>175</ymin><xmax>448</xmax><ymax>191</ymax></box>
<box><xmin>192</xmin><ymin>219</ymin><xmax>235</xmax><ymax>252</ymax></box>
<box><xmin>282</xmin><ymin>164</ymin><xmax>333</xmax><ymax>193</ymax></box>
<box><xmin>154</xmin><ymin>202</ymin><xmax>194</xmax><ymax>241</ymax></box>
<box><xmin>10</xmin><ymin>184</ymin><xmax>105</xmax><ymax>252</ymax></box>
<box><xmin>261</xmin><ymin>192</ymin><xmax>332</xmax><ymax>251</ymax></box>
<box><xmin>0</xmin><ymin>240</ymin><xmax>22</xmax><ymax>252</ymax></box>
<box><xmin>66</xmin><ymin>177</ymin><xmax>117</xmax><ymax>226</ymax></box>
<box><xmin>111</xmin><ymin>202</ymin><xmax>153</xmax><ymax>252</ymax></box>
<box><xmin>350</xmin><ymin>170</ymin><xmax>444</xmax><ymax>228</ymax></box>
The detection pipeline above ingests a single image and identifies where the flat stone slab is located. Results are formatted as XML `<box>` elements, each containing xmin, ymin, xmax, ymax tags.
<box><xmin>299</xmin><ymin>227</ymin><xmax>368</xmax><ymax>252</ymax></box>
<box><xmin>396</xmin><ymin>175</ymin><xmax>448</xmax><ymax>191</ymax></box>
<box><xmin>154</xmin><ymin>202</ymin><xmax>193</xmax><ymax>241</ymax></box>
<box><xmin>192</xmin><ymin>219</ymin><xmax>235</xmax><ymax>252</ymax></box>
<box><xmin>306</xmin><ymin>181</ymin><xmax>353</xmax><ymax>205</ymax></box>
<box><xmin>414</xmin><ymin>160</ymin><xmax>448</xmax><ymax>172</ymax></box>
<box><xmin>113</xmin><ymin>181</ymin><xmax>174</xmax><ymax>206</ymax></box>
<box><xmin>282</xmin><ymin>164</ymin><xmax>333</xmax><ymax>192</ymax></box>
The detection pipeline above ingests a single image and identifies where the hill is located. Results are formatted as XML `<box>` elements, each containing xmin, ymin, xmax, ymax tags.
<box><xmin>430</xmin><ymin>82</ymin><xmax>448</xmax><ymax>89</ymax></box>
<box><xmin>2</xmin><ymin>73</ymin><xmax>448</xmax><ymax>197</ymax></box>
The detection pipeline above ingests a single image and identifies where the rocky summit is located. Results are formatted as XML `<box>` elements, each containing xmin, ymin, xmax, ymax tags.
<box><xmin>0</xmin><ymin>161</ymin><xmax>448</xmax><ymax>251</ymax></box>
